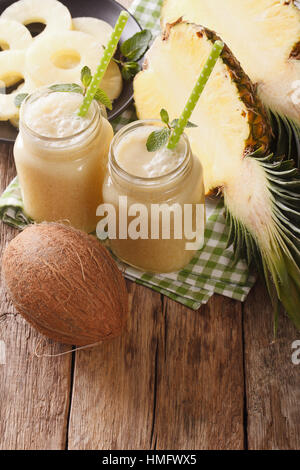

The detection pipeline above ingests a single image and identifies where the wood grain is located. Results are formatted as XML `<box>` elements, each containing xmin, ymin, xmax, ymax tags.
<box><xmin>68</xmin><ymin>282</ymin><xmax>162</xmax><ymax>450</ymax></box>
<box><xmin>0</xmin><ymin>0</ymin><xmax>300</xmax><ymax>451</ymax></box>
<box><xmin>68</xmin><ymin>283</ymin><xmax>244</xmax><ymax>450</ymax></box>
<box><xmin>153</xmin><ymin>295</ymin><xmax>244</xmax><ymax>450</ymax></box>
<box><xmin>0</xmin><ymin>143</ymin><xmax>72</xmax><ymax>450</ymax></box>
<box><xmin>243</xmin><ymin>281</ymin><xmax>300</xmax><ymax>450</ymax></box>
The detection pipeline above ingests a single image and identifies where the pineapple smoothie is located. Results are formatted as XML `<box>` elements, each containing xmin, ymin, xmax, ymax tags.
<box><xmin>102</xmin><ymin>121</ymin><xmax>205</xmax><ymax>273</ymax></box>
<box><xmin>14</xmin><ymin>88</ymin><xmax>113</xmax><ymax>233</ymax></box>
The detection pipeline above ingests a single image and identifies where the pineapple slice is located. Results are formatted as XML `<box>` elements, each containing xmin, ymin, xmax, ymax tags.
<box><xmin>72</xmin><ymin>17</ymin><xmax>122</xmax><ymax>101</ymax></box>
<box><xmin>25</xmin><ymin>31</ymin><xmax>102</xmax><ymax>86</ymax></box>
<box><xmin>98</xmin><ymin>61</ymin><xmax>122</xmax><ymax>101</ymax></box>
<box><xmin>161</xmin><ymin>0</ymin><xmax>300</xmax><ymax>126</ymax></box>
<box><xmin>1</xmin><ymin>0</ymin><xmax>72</xmax><ymax>36</ymax></box>
<box><xmin>0</xmin><ymin>51</ymin><xmax>36</xmax><ymax>121</ymax></box>
<box><xmin>72</xmin><ymin>17</ymin><xmax>113</xmax><ymax>47</ymax></box>
<box><xmin>134</xmin><ymin>21</ymin><xmax>300</xmax><ymax>329</ymax></box>
<box><xmin>0</xmin><ymin>19</ymin><xmax>33</xmax><ymax>50</ymax></box>
<box><xmin>0</xmin><ymin>50</ymin><xmax>26</xmax><ymax>120</ymax></box>
<box><xmin>9</xmin><ymin>116</ymin><xmax>20</xmax><ymax>129</ymax></box>
<box><xmin>26</xmin><ymin>30</ymin><xmax>122</xmax><ymax>101</ymax></box>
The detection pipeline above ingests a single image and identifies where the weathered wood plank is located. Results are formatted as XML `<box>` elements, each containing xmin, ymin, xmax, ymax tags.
<box><xmin>69</xmin><ymin>283</ymin><xmax>244</xmax><ymax>450</ymax></box>
<box><xmin>152</xmin><ymin>295</ymin><xmax>244</xmax><ymax>450</ymax></box>
<box><xmin>243</xmin><ymin>281</ymin><xmax>300</xmax><ymax>450</ymax></box>
<box><xmin>68</xmin><ymin>282</ymin><xmax>162</xmax><ymax>450</ymax></box>
<box><xmin>0</xmin><ymin>143</ymin><xmax>72</xmax><ymax>450</ymax></box>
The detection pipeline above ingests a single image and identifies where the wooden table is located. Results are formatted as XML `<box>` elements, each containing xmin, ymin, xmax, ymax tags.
<box><xmin>1</xmin><ymin>0</ymin><xmax>300</xmax><ymax>450</ymax></box>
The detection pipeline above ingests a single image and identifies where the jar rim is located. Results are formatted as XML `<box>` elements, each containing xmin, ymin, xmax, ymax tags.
<box><xmin>20</xmin><ymin>86</ymin><xmax>100</xmax><ymax>143</ymax></box>
<box><xmin>109</xmin><ymin>119</ymin><xmax>192</xmax><ymax>187</ymax></box>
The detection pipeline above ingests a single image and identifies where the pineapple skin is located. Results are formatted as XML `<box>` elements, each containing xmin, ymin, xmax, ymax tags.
<box><xmin>202</xmin><ymin>27</ymin><xmax>272</xmax><ymax>156</ymax></box>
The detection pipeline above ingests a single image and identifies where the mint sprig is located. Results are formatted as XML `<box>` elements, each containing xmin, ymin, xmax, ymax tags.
<box><xmin>146</xmin><ymin>128</ymin><xmax>170</xmax><ymax>152</ymax></box>
<box><xmin>14</xmin><ymin>66</ymin><xmax>112</xmax><ymax>112</ymax></box>
<box><xmin>114</xmin><ymin>29</ymin><xmax>152</xmax><ymax>80</ymax></box>
<box><xmin>81</xmin><ymin>66</ymin><xmax>92</xmax><ymax>88</ymax></box>
<box><xmin>146</xmin><ymin>108</ymin><xmax>197</xmax><ymax>152</ymax></box>
<box><xmin>94</xmin><ymin>88</ymin><xmax>112</xmax><ymax>110</ymax></box>
<box><xmin>49</xmin><ymin>83</ymin><xmax>83</xmax><ymax>94</ymax></box>
<box><xmin>121</xmin><ymin>29</ymin><xmax>152</xmax><ymax>62</ymax></box>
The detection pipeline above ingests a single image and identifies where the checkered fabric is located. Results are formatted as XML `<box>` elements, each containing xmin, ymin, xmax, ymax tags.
<box><xmin>0</xmin><ymin>0</ymin><xmax>256</xmax><ymax>309</ymax></box>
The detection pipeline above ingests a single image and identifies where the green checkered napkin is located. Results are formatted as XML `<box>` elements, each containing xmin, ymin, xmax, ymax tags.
<box><xmin>0</xmin><ymin>0</ymin><xmax>256</xmax><ymax>309</ymax></box>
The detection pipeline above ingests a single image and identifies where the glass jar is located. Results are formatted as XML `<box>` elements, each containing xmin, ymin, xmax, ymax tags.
<box><xmin>14</xmin><ymin>88</ymin><xmax>114</xmax><ymax>233</ymax></box>
<box><xmin>102</xmin><ymin>120</ymin><xmax>205</xmax><ymax>273</ymax></box>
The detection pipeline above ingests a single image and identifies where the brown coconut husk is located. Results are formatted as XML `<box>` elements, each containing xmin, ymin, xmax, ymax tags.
<box><xmin>1</xmin><ymin>223</ymin><xmax>128</xmax><ymax>346</ymax></box>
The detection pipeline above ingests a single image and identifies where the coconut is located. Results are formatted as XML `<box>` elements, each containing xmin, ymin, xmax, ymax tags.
<box><xmin>1</xmin><ymin>223</ymin><xmax>128</xmax><ymax>346</ymax></box>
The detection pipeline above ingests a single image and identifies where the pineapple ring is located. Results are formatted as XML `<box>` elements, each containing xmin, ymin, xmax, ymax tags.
<box><xmin>26</xmin><ymin>30</ymin><xmax>122</xmax><ymax>101</ymax></box>
<box><xmin>0</xmin><ymin>19</ymin><xmax>33</xmax><ymax>50</ymax></box>
<box><xmin>1</xmin><ymin>0</ymin><xmax>72</xmax><ymax>36</ymax></box>
<box><xmin>26</xmin><ymin>31</ymin><xmax>105</xmax><ymax>86</ymax></box>
<box><xmin>72</xmin><ymin>18</ymin><xmax>122</xmax><ymax>101</ymax></box>
<box><xmin>0</xmin><ymin>51</ymin><xmax>35</xmax><ymax>121</ymax></box>
<box><xmin>72</xmin><ymin>17</ymin><xmax>113</xmax><ymax>47</ymax></box>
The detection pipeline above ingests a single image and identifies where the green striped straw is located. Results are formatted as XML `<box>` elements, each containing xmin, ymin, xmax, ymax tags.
<box><xmin>167</xmin><ymin>40</ymin><xmax>224</xmax><ymax>150</ymax></box>
<box><xmin>78</xmin><ymin>11</ymin><xmax>129</xmax><ymax>117</ymax></box>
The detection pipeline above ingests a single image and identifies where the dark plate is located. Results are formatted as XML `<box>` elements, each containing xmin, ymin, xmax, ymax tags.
<box><xmin>0</xmin><ymin>0</ymin><xmax>141</xmax><ymax>142</ymax></box>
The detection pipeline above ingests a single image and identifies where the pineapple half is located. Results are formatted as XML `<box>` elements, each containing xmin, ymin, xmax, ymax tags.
<box><xmin>161</xmin><ymin>0</ymin><xmax>300</xmax><ymax>127</ymax></box>
<box><xmin>134</xmin><ymin>21</ymin><xmax>300</xmax><ymax>329</ymax></box>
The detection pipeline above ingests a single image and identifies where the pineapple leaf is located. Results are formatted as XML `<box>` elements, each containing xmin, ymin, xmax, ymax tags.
<box><xmin>227</xmin><ymin>144</ymin><xmax>300</xmax><ymax>330</ymax></box>
<box><xmin>271</xmin><ymin>111</ymin><xmax>300</xmax><ymax>168</ymax></box>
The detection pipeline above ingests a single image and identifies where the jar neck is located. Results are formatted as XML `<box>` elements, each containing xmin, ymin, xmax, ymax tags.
<box><xmin>109</xmin><ymin>120</ymin><xmax>193</xmax><ymax>190</ymax></box>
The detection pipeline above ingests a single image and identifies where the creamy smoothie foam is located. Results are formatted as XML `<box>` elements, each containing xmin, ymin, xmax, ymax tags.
<box><xmin>14</xmin><ymin>89</ymin><xmax>113</xmax><ymax>233</ymax></box>
<box><xmin>22</xmin><ymin>92</ymin><xmax>94</xmax><ymax>139</ymax></box>
<box><xmin>114</xmin><ymin>126</ymin><xmax>186</xmax><ymax>178</ymax></box>
<box><xmin>102</xmin><ymin>121</ymin><xmax>205</xmax><ymax>273</ymax></box>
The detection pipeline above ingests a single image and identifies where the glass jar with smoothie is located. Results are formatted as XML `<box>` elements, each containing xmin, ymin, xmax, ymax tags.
<box><xmin>14</xmin><ymin>87</ymin><xmax>113</xmax><ymax>233</ymax></box>
<box><xmin>102</xmin><ymin>120</ymin><xmax>205</xmax><ymax>273</ymax></box>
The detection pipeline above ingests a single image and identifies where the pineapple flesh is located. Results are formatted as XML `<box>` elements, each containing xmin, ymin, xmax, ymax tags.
<box><xmin>25</xmin><ymin>30</ymin><xmax>122</xmax><ymax>101</ymax></box>
<box><xmin>1</xmin><ymin>0</ymin><xmax>72</xmax><ymax>35</ymax></box>
<box><xmin>134</xmin><ymin>21</ymin><xmax>300</xmax><ymax>329</ymax></box>
<box><xmin>161</xmin><ymin>0</ymin><xmax>300</xmax><ymax>126</ymax></box>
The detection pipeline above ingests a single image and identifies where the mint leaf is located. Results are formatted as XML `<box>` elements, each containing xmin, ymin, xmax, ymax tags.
<box><xmin>171</xmin><ymin>118</ymin><xmax>197</xmax><ymax>128</ymax></box>
<box><xmin>146</xmin><ymin>128</ymin><xmax>170</xmax><ymax>152</ymax></box>
<box><xmin>185</xmin><ymin>121</ymin><xmax>197</xmax><ymax>128</ymax></box>
<box><xmin>81</xmin><ymin>66</ymin><xmax>92</xmax><ymax>88</ymax></box>
<box><xmin>14</xmin><ymin>93</ymin><xmax>29</xmax><ymax>108</ymax></box>
<box><xmin>160</xmin><ymin>109</ymin><xmax>169</xmax><ymax>125</ymax></box>
<box><xmin>121</xmin><ymin>61</ymin><xmax>140</xmax><ymax>80</ymax></box>
<box><xmin>121</xmin><ymin>30</ymin><xmax>152</xmax><ymax>62</ymax></box>
<box><xmin>49</xmin><ymin>83</ymin><xmax>83</xmax><ymax>94</ymax></box>
<box><xmin>94</xmin><ymin>88</ymin><xmax>112</xmax><ymax>110</ymax></box>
